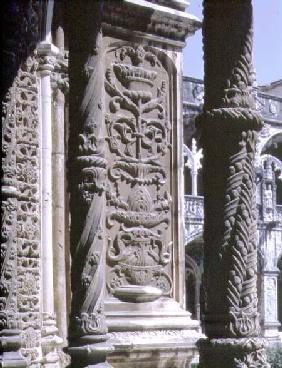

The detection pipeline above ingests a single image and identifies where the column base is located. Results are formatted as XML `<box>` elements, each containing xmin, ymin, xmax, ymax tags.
<box><xmin>105</xmin><ymin>297</ymin><xmax>200</xmax><ymax>332</ymax></box>
<box><xmin>0</xmin><ymin>352</ymin><xmax>27</xmax><ymax>368</ymax></box>
<box><xmin>197</xmin><ymin>337</ymin><xmax>270</xmax><ymax>368</ymax></box>
<box><xmin>0</xmin><ymin>329</ymin><xmax>27</xmax><ymax>368</ymax></box>
<box><xmin>107</xmin><ymin>328</ymin><xmax>203</xmax><ymax>368</ymax></box>
<box><xmin>68</xmin><ymin>336</ymin><xmax>114</xmax><ymax>368</ymax></box>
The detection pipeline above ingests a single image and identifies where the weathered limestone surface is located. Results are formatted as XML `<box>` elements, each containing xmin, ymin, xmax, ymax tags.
<box><xmin>1</xmin><ymin>2</ymin><xmax>44</xmax><ymax>366</ymax></box>
<box><xmin>182</xmin><ymin>78</ymin><xmax>282</xmax><ymax>342</ymax></box>
<box><xmin>68</xmin><ymin>0</ymin><xmax>201</xmax><ymax>367</ymax></box>
<box><xmin>196</xmin><ymin>0</ymin><xmax>270</xmax><ymax>366</ymax></box>
<box><xmin>1</xmin><ymin>2</ymin><xmax>69</xmax><ymax>367</ymax></box>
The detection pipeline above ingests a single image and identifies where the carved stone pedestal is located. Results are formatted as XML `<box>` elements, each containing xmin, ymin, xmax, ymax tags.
<box><xmin>108</xmin><ymin>329</ymin><xmax>201</xmax><ymax>368</ymax></box>
<box><xmin>68</xmin><ymin>337</ymin><xmax>114</xmax><ymax>368</ymax></box>
<box><xmin>105</xmin><ymin>298</ymin><xmax>201</xmax><ymax>367</ymax></box>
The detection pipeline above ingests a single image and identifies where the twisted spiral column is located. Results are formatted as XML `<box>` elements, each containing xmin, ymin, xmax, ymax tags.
<box><xmin>196</xmin><ymin>1</ymin><xmax>270</xmax><ymax>366</ymax></box>
<box><xmin>68</xmin><ymin>1</ymin><xmax>113</xmax><ymax>367</ymax></box>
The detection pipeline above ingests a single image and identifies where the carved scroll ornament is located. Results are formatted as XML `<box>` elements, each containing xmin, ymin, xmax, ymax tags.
<box><xmin>104</xmin><ymin>44</ymin><xmax>173</xmax><ymax>302</ymax></box>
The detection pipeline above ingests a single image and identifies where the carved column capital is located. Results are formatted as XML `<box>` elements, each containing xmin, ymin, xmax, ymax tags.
<box><xmin>37</xmin><ymin>42</ymin><xmax>59</xmax><ymax>75</ymax></box>
<box><xmin>51</xmin><ymin>51</ymin><xmax>69</xmax><ymax>96</ymax></box>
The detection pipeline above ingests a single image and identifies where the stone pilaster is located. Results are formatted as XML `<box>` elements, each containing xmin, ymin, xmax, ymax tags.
<box><xmin>196</xmin><ymin>0</ymin><xmax>270</xmax><ymax>366</ymax></box>
<box><xmin>68</xmin><ymin>0</ymin><xmax>201</xmax><ymax>367</ymax></box>
<box><xmin>37</xmin><ymin>42</ymin><xmax>65</xmax><ymax>367</ymax></box>
<box><xmin>51</xmin><ymin>50</ymin><xmax>69</xmax><ymax>348</ymax></box>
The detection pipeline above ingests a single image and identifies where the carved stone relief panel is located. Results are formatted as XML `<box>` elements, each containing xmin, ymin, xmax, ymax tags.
<box><xmin>1</xmin><ymin>53</ymin><xmax>41</xmax><ymax>366</ymax></box>
<box><xmin>16</xmin><ymin>55</ymin><xmax>41</xmax><ymax>364</ymax></box>
<box><xmin>1</xmin><ymin>85</ymin><xmax>18</xmax><ymax>333</ymax></box>
<box><xmin>104</xmin><ymin>42</ymin><xmax>174</xmax><ymax>302</ymax></box>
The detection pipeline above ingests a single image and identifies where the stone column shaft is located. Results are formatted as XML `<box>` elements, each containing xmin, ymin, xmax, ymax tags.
<box><xmin>37</xmin><ymin>42</ymin><xmax>63</xmax><ymax>366</ymax></box>
<box><xmin>40</xmin><ymin>67</ymin><xmax>54</xmax><ymax>317</ymax></box>
<box><xmin>192</xmin><ymin>168</ymin><xmax>198</xmax><ymax>196</ymax></box>
<box><xmin>197</xmin><ymin>1</ymin><xmax>270</xmax><ymax>366</ymax></box>
<box><xmin>52</xmin><ymin>88</ymin><xmax>68</xmax><ymax>344</ymax></box>
<box><xmin>68</xmin><ymin>1</ymin><xmax>113</xmax><ymax>367</ymax></box>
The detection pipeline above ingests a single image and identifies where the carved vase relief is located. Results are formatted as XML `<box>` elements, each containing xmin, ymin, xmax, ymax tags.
<box><xmin>104</xmin><ymin>44</ymin><xmax>174</xmax><ymax>302</ymax></box>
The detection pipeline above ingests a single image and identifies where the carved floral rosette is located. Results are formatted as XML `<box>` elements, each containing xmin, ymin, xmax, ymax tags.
<box><xmin>104</xmin><ymin>43</ymin><xmax>174</xmax><ymax>300</ymax></box>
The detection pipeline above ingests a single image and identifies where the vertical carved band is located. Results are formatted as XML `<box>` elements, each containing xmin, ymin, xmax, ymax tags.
<box><xmin>197</xmin><ymin>1</ymin><xmax>270</xmax><ymax>366</ymax></box>
<box><xmin>198</xmin><ymin>0</ymin><xmax>263</xmax><ymax>340</ymax></box>
<box><xmin>69</xmin><ymin>5</ymin><xmax>108</xmax><ymax>339</ymax></box>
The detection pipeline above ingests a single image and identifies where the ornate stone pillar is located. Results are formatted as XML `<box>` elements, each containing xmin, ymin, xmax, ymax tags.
<box><xmin>196</xmin><ymin>1</ymin><xmax>270</xmax><ymax>366</ymax></box>
<box><xmin>68</xmin><ymin>2</ymin><xmax>113</xmax><ymax>367</ymax></box>
<box><xmin>37</xmin><ymin>42</ymin><xmax>64</xmax><ymax>367</ymax></box>
<box><xmin>68</xmin><ymin>0</ymin><xmax>201</xmax><ymax>367</ymax></box>
<box><xmin>51</xmin><ymin>46</ymin><xmax>69</xmax><ymax>347</ymax></box>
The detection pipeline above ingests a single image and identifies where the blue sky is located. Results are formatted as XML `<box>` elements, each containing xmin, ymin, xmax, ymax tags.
<box><xmin>183</xmin><ymin>0</ymin><xmax>282</xmax><ymax>85</ymax></box>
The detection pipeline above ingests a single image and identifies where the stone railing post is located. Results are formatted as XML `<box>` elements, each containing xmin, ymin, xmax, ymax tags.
<box><xmin>197</xmin><ymin>1</ymin><xmax>270</xmax><ymax>366</ymax></box>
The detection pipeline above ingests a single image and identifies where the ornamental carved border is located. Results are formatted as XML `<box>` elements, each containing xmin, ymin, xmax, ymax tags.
<box><xmin>1</xmin><ymin>55</ymin><xmax>41</xmax><ymax>364</ymax></box>
<box><xmin>104</xmin><ymin>43</ymin><xmax>174</xmax><ymax>301</ymax></box>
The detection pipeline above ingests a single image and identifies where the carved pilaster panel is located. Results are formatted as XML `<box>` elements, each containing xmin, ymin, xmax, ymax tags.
<box><xmin>104</xmin><ymin>43</ymin><xmax>175</xmax><ymax>302</ymax></box>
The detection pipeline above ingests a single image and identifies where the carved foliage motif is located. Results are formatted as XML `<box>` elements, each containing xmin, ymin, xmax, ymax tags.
<box><xmin>104</xmin><ymin>44</ymin><xmax>173</xmax><ymax>298</ymax></box>
<box><xmin>1</xmin><ymin>83</ymin><xmax>18</xmax><ymax>330</ymax></box>
<box><xmin>16</xmin><ymin>55</ymin><xmax>41</xmax><ymax>363</ymax></box>
<box><xmin>1</xmin><ymin>55</ymin><xmax>41</xmax><ymax>364</ymax></box>
<box><xmin>224</xmin><ymin>130</ymin><xmax>260</xmax><ymax>337</ymax></box>
<box><xmin>70</xmin><ymin>28</ymin><xmax>108</xmax><ymax>338</ymax></box>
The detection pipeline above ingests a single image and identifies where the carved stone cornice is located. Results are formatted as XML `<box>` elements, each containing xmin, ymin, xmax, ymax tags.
<box><xmin>146</xmin><ymin>0</ymin><xmax>189</xmax><ymax>11</ymax></box>
<box><xmin>102</xmin><ymin>0</ymin><xmax>201</xmax><ymax>48</ymax></box>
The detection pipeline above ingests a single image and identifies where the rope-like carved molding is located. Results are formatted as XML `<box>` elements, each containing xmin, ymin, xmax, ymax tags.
<box><xmin>196</xmin><ymin>108</ymin><xmax>262</xmax><ymax>134</ymax></box>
